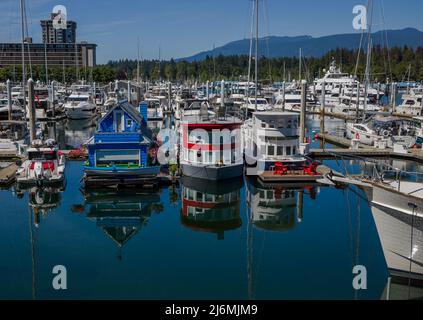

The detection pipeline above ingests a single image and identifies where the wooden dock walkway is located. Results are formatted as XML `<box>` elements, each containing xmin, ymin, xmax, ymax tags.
<box><xmin>313</xmin><ymin>133</ymin><xmax>423</xmax><ymax>163</ymax></box>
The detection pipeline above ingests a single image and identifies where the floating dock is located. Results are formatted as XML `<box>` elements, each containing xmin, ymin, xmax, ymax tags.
<box><xmin>314</xmin><ymin>133</ymin><xmax>423</xmax><ymax>163</ymax></box>
<box><xmin>258</xmin><ymin>171</ymin><xmax>323</xmax><ymax>183</ymax></box>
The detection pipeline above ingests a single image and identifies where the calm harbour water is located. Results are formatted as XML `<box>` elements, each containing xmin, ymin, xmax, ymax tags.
<box><xmin>1</xmin><ymin>116</ymin><xmax>419</xmax><ymax>300</ymax></box>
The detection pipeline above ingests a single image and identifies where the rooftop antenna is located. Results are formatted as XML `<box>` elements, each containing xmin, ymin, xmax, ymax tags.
<box><xmin>137</xmin><ymin>36</ymin><xmax>140</xmax><ymax>83</ymax></box>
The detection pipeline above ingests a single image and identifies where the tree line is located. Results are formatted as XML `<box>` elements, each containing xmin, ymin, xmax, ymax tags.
<box><xmin>1</xmin><ymin>46</ymin><xmax>422</xmax><ymax>84</ymax></box>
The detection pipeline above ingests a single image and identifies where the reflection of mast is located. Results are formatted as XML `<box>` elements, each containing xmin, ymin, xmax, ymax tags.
<box><xmin>297</xmin><ymin>190</ymin><xmax>304</xmax><ymax>223</ymax></box>
<box><xmin>247</xmin><ymin>194</ymin><xmax>254</xmax><ymax>300</ymax></box>
<box><xmin>28</xmin><ymin>205</ymin><xmax>37</xmax><ymax>300</ymax></box>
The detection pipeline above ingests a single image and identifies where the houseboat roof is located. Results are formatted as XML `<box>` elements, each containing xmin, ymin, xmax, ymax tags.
<box><xmin>182</xmin><ymin>114</ymin><xmax>242</xmax><ymax>126</ymax></box>
<box><xmin>102</xmin><ymin>101</ymin><xmax>145</xmax><ymax>125</ymax></box>
<box><xmin>253</xmin><ymin>111</ymin><xmax>299</xmax><ymax>117</ymax></box>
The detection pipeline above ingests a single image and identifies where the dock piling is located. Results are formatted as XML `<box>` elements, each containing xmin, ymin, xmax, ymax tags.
<box><xmin>300</xmin><ymin>80</ymin><xmax>307</xmax><ymax>144</ymax></box>
<box><xmin>6</xmin><ymin>79</ymin><xmax>12</xmax><ymax>121</ymax></box>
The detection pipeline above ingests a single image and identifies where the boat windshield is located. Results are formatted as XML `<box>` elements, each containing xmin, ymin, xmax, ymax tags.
<box><xmin>412</xmin><ymin>119</ymin><xmax>422</xmax><ymax>129</ymax></box>
<box><xmin>28</xmin><ymin>151</ymin><xmax>57</xmax><ymax>161</ymax></box>
<box><xmin>249</xmin><ymin>99</ymin><xmax>268</xmax><ymax>105</ymax></box>
<box><xmin>68</xmin><ymin>97</ymin><xmax>88</xmax><ymax>102</ymax></box>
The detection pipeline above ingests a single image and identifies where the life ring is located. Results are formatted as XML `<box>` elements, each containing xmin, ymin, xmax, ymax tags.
<box><xmin>355</xmin><ymin>132</ymin><xmax>360</xmax><ymax>140</ymax></box>
<box><xmin>382</xmin><ymin>130</ymin><xmax>390</xmax><ymax>137</ymax></box>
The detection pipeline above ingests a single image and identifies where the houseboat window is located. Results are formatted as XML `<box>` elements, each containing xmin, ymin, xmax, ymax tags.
<box><xmin>293</xmin><ymin>146</ymin><xmax>296</xmax><ymax>154</ymax></box>
<box><xmin>28</xmin><ymin>151</ymin><xmax>57</xmax><ymax>160</ymax></box>
<box><xmin>126</xmin><ymin>119</ymin><xmax>133</xmax><ymax>128</ymax></box>
<box><xmin>287</xmin><ymin>120</ymin><xmax>292</xmax><ymax>129</ymax></box>
<box><xmin>205</xmin><ymin>193</ymin><xmax>214</xmax><ymax>202</ymax></box>
<box><xmin>267</xmin><ymin>190</ymin><xmax>273</xmax><ymax>199</ymax></box>
<box><xmin>261</xmin><ymin>122</ymin><xmax>266</xmax><ymax>128</ymax></box>
<box><xmin>286</xmin><ymin>146</ymin><xmax>292</xmax><ymax>156</ymax></box>
<box><xmin>114</xmin><ymin>111</ymin><xmax>124</xmax><ymax>132</ymax></box>
<box><xmin>259</xmin><ymin>190</ymin><xmax>265</xmax><ymax>198</ymax></box>
<box><xmin>96</xmin><ymin>150</ymin><xmax>139</xmax><ymax>166</ymax></box>
<box><xmin>277</xmin><ymin>146</ymin><xmax>283</xmax><ymax>156</ymax></box>
<box><xmin>268</xmin><ymin>146</ymin><xmax>275</xmax><ymax>156</ymax></box>
<box><xmin>196</xmin><ymin>192</ymin><xmax>203</xmax><ymax>201</ymax></box>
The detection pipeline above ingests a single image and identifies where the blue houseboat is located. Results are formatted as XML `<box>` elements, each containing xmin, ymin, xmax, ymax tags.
<box><xmin>84</xmin><ymin>101</ymin><xmax>160</xmax><ymax>188</ymax></box>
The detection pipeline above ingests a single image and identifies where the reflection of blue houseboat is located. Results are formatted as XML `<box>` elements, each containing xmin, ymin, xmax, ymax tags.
<box><xmin>83</xmin><ymin>189</ymin><xmax>162</xmax><ymax>247</ymax></box>
<box><xmin>84</xmin><ymin>102</ymin><xmax>160</xmax><ymax>188</ymax></box>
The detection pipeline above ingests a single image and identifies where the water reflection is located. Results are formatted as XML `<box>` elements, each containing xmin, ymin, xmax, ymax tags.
<box><xmin>63</xmin><ymin>119</ymin><xmax>97</xmax><ymax>150</ymax></box>
<box><xmin>180</xmin><ymin>177</ymin><xmax>242</xmax><ymax>240</ymax></box>
<box><xmin>75</xmin><ymin>189</ymin><xmax>163</xmax><ymax>249</ymax></box>
<box><xmin>15</xmin><ymin>186</ymin><xmax>63</xmax><ymax>227</ymax></box>
<box><xmin>246</xmin><ymin>179</ymin><xmax>319</xmax><ymax>231</ymax></box>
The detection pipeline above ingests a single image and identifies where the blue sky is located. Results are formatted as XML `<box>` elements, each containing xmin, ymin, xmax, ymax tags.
<box><xmin>0</xmin><ymin>0</ymin><xmax>422</xmax><ymax>63</ymax></box>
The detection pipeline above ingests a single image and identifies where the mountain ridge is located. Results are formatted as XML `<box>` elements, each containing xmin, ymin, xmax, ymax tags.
<box><xmin>179</xmin><ymin>28</ymin><xmax>423</xmax><ymax>61</ymax></box>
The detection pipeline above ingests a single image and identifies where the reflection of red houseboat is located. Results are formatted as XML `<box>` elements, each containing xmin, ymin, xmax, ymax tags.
<box><xmin>180</xmin><ymin>177</ymin><xmax>243</xmax><ymax>240</ymax></box>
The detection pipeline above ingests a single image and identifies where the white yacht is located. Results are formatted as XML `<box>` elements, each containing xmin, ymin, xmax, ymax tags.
<box><xmin>369</xmin><ymin>195</ymin><xmax>423</xmax><ymax>283</ymax></box>
<box><xmin>0</xmin><ymin>98</ymin><xmax>23</xmax><ymax>120</ymax></box>
<box><xmin>16</xmin><ymin>139</ymin><xmax>66</xmax><ymax>187</ymax></box>
<box><xmin>242</xmin><ymin>111</ymin><xmax>308</xmax><ymax>176</ymax></box>
<box><xmin>395</xmin><ymin>92</ymin><xmax>422</xmax><ymax>116</ymax></box>
<box><xmin>412</xmin><ymin>116</ymin><xmax>423</xmax><ymax>145</ymax></box>
<box><xmin>314</xmin><ymin>60</ymin><xmax>358</xmax><ymax>99</ymax></box>
<box><xmin>334</xmin><ymin>95</ymin><xmax>381</xmax><ymax>115</ymax></box>
<box><xmin>241</xmin><ymin>97</ymin><xmax>273</xmax><ymax>117</ymax></box>
<box><xmin>64</xmin><ymin>92</ymin><xmax>96</xmax><ymax>120</ymax></box>
<box><xmin>145</xmin><ymin>98</ymin><xmax>164</xmax><ymax>121</ymax></box>
<box><xmin>346</xmin><ymin>117</ymin><xmax>416</xmax><ymax>148</ymax></box>
<box><xmin>104</xmin><ymin>91</ymin><xmax>118</xmax><ymax>108</ymax></box>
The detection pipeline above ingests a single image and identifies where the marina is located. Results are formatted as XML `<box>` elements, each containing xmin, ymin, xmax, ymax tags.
<box><xmin>1</xmin><ymin>0</ymin><xmax>423</xmax><ymax>302</ymax></box>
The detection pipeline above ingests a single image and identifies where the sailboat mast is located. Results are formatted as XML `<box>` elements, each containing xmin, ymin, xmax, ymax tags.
<box><xmin>137</xmin><ymin>37</ymin><xmax>140</xmax><ymax>83</ymax></box>
<box><xmin>299</xmin><ymin>48</ymin><xmax>302</xmax><ymax>81</ymax></box>
<box><xmin>20</xmin><ymin>0</ymin><xmax>26</xmax><ymax>115</ymax></box>
<box><xmin>363</xmin><ymin>0</ymin><xmax>374</xmax><ymax>121</ymax></box>
<box><xmin>247</xmin><ymin>0</ymin><xmax>255</xmax><ymax>101</ymax></box>
<box><xmin>254</xmin><ymin>0</ymin><xmax>259</xmax><ymax>111</ymax></box>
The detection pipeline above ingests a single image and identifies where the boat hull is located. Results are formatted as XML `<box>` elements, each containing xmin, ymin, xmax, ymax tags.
<box><xmin>16</xmin><ymin>175</ymin><xmax>65</xmax><ymax>188</ymax></box>
<box><xmin>65</xmin><ymin>104</ymin><xmax>97</xmax><ymax>120</ymax></box>
<box><xmin>181</xmin><ymin>163</ymin><xmax>243</xmax><ymax>181</ymax></box>
<box><xmin>84</xmin><ymin>166</ymin><xmax>161</xmax><ymax>177</ymax></box>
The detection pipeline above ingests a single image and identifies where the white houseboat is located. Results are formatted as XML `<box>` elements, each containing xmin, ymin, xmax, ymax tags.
<box><xmin>64</xmin><ymin>92</ymin><xmax>97</xmax><ymax>120</ymax></box>
<box><xmin>242</xmin><ymin>111</ymin><xmax>309</xmax><ymax>176</ymax></box>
